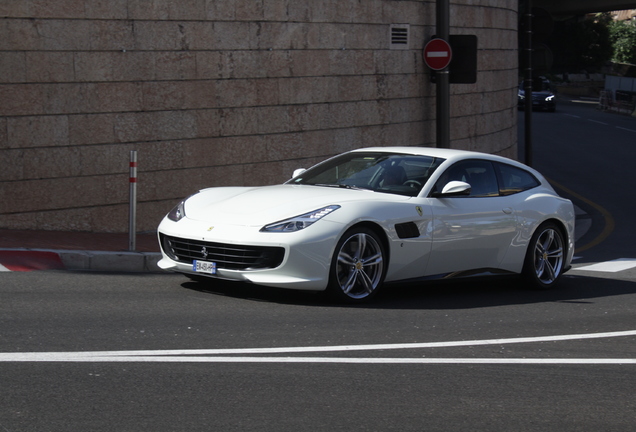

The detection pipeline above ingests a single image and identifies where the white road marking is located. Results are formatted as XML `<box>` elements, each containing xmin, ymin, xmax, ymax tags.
<box><xmin>0</xmin><ymin>263</ymin><xmax>10</xmax><ymax>272</ymax></box>
<box><xmin>588</xmin><ymin>119</ymin><xmax>608</xmax><ymax>125</ymax></box>
<box><xmin>0</xmin><ymin>356</ymin><xmax>633</xmax><ymax>365</ymax></box>
<box><xmin>574</xmin><ymin>258</ymin><xmax>636</xmax><ymax>273</ymax></box>
<box><xmin>616</xmin><ymin>126</ymin><xmax>636</xmax><ymax>133</ymax></box>
<box><xmin>1</xmin><ymin>330</ymin><xmax>635</xmax><ymax>364</ymax></box>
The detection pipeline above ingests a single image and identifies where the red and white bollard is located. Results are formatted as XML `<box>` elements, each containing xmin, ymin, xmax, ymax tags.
<box><xmin>129</xmin><ymin>150</ymin><xmax>137</xmax><ymax>251</ymax></box>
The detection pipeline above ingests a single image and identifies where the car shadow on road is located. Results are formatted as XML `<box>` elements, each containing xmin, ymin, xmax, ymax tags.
<box><xmin>378</xmin><ymin>273</ymin><xmax>636</xmax><ymax>310</ymax></box>
<box><xmin>180</xmin><ymin>278</ymin><xmax>331</xmax><ymax>305</ymax></box>
<box><xmin>180</xmin><ymin>273</ymin><xmax>636</xmax><ymax>309</ymax></box>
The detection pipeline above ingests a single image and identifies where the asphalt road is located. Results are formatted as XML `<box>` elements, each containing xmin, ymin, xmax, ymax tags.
<box><xmin>2</xmin><ymin>98</ymin><xmax>636</xmax><ymax>431</ymax></box>
<box><xmin>2</xmin><ymin>270</ymin><xmax>636</xmax><ymax>431</ymax></box>
<box><xmin>518</xmin><ymin>97</ymin><xmax>636</xmax><ymax>262</ymax></box>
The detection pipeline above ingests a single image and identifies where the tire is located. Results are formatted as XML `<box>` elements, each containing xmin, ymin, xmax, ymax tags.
<box><xmin>328</xmin><ymin>227</ymin><xmax>387</xmax><ymax>303</ymax></box>
<box><xmin>522</xmin><ymin>222</ymin><xmax>565</xmax><ymax>289</ymax></box>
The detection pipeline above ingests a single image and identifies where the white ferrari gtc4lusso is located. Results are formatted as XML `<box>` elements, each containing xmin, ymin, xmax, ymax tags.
<box><xmin>157</xmin><ymin>147</ymin><xmax>575</xmax><ymax>302</ymax></box>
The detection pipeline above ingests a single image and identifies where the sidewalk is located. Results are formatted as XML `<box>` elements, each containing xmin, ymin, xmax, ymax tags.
<box><xmin>0</xmin><ymin>229</ymin><xmax>161</xmax><ymax>272</ymax></box>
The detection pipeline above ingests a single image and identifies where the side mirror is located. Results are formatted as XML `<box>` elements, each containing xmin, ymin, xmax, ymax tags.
<box><xmin>292</xmin><ymin>168</ymin><xmax>306</xmax><ymax>179</ymax></box>
<box><xmin>434</xmin><ymin>181</ymin><xmax>471</xmax><ymax>197</ymax></box>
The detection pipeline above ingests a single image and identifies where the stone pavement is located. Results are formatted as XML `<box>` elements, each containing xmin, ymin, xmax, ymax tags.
<box><xmin>0</xmin><ymin>229</ymin><xmax>161</xmax><ymax>272</ymax></box>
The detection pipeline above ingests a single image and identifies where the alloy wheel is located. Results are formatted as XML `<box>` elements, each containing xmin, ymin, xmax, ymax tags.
<box><xmin>333</xmin><ymin>230</ymin><xmax>385</xmax><ymax>301</ymax></box>
<box><xmin>532</xmin><ymin>226</ymin><xmax>564</xmax><ymax>285</ymax></box>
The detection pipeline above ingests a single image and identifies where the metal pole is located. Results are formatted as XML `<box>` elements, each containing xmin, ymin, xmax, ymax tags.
<box><xmin>129</xmin><ymin>150</ymin><xmax>137</xmax><ymax>252</ymax></box>
<box><xmin>436</xmin><ymin>0</ymin><xmax>450</xmax><ymax>148</ymax></box>
<box><xmin>524</xmin><ymin>1</ymin><xmax>533</xmax><ymax>166</ymax></box>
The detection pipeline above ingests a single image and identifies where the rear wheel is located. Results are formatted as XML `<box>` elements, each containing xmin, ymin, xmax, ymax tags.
<box><xmin>328</xmin><ymin>227</ymin><xmax>386</xmax><ymax>303</ymax></box>
<box><xmin>522</xmin><ymin>222</ymin><xmax>565</xmax><ymax>289</ymax></box>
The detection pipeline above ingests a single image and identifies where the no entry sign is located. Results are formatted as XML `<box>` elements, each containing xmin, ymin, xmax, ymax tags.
<box><xmin>423</xmin><ymin>38</ymin><xmax>452</xmax><ymax>71</ymax></box>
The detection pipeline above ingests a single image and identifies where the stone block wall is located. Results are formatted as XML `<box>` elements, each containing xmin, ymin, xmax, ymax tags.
<box><xmin>0</xmin><ymin>0</ymin><xmax>518</xmax><ymax>232</ymax></box>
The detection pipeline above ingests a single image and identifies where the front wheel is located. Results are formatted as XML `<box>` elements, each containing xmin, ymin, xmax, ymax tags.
<box><xmin>328</xmin><ymin>227</ymin><xmax>386</xmax><ymax>303</ymax></box>
<box><xmin>522</xmin><ymin>222</ymin><xmax>565</xmax><ymax>289</ymax></box>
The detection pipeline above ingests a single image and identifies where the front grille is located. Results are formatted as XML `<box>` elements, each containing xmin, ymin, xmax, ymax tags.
<box><xmin>160</xmin><ymin>234</ymin><xmax>285</xmax><ymax>271</ymax></box>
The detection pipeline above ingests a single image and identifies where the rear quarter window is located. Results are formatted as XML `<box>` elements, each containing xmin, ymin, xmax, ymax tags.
<box><xmin>495</xmin><ymin>162</ymin><xmax>540</xmax><ymax>195</ymax></box>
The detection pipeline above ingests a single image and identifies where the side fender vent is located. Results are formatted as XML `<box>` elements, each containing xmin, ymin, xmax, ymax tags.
<box><xmin>395</xmin><ymin>222</ymin><xmax>420</xmax><ymax>239</ymax></box>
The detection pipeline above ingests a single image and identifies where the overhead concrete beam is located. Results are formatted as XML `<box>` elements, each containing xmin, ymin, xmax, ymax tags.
<box><xmin>535</xmin><ymin>0</ymin><xmax>636</xmax><ymax>16</ymax></box>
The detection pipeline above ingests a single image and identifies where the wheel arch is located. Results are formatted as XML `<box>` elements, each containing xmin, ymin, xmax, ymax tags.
<box><xmin>344</xmin><ymin>221</ymin><xmax>391</xmax><ymax>264</ymax></box>
<box><xmin>521</xmin><ymin>217</ymin><xmax>571</xmax><ymax>289</ymax></box>
<box><xmin>537</xmin><ymin>217</ymin><xmax>571</xmax><ymax>256</ymax></box>
<box><xmin>543</xmin><ymin>215</ymin><xmax>575</xmax><ymax>270</ymax></box>
<box><xmin>327</xmin><ymin>221</ymin><xmax>391</xmax><ymax>302</ymax></box>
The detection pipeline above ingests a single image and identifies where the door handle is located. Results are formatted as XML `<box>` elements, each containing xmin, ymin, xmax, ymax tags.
<box><xmin>502</xmin><ymin>207</ymin><xmax>513</xmax><ymax>214</ymax></box>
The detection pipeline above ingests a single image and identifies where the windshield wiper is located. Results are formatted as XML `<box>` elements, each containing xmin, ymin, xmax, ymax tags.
<box><xmin>313</xmin><ymin>183</ymin><xmax>372</xmax><ymax>191</ymax></box>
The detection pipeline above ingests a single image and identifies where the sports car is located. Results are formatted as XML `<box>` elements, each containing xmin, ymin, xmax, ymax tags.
<box><xmin>518</xmin><ymin>79</ymin><xmax>556</xmax><ymax>112</ymax></box>
<box><xmin>157</xmin><ymin>147</ymin><xmax>575</xmax><ymax>302</ymax></box>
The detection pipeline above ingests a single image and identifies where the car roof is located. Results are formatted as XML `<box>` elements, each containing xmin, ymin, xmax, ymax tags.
<box><xmin>349</xmin><ymin>146</ymin><xmax>551</xmax><ymax>193</ymax></box>
<box><xmin>350</xmin><ymin>146</ymin><xmax>545</xmax><ymax>180</ymax></box>
<box><xmin>351</xmin><ymin>146</ymin><xmax>518</xmax><ymax>165</ymax></box>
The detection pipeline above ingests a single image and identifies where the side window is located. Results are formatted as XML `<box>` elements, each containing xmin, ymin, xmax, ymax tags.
<box><xmin>433</xmin><ymin>160</ymin><xmax>499</xmax><ymax>197</ymax></box>
<box><xmin>495</xmin><ymin>162</ymin><xmax>540</xmax><ymax>195</ymax></box>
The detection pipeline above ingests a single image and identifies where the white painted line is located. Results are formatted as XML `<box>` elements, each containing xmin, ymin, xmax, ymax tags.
<box><xmin>588</xmin><ymin>119</ymin><xmax>608</xmax><ymax>125</ymax></box>
<box><xmin>564</xmin><ymin>114</ymin><xmax>580</xmax><ymax>118</ymax></box>
<box><xmin>0</xmin><ymin>355</ymin><xmax>633</xmax><ymax>365</ymax></box>
<box><xmin>574</xmin><ymin>258</ymin><xmax>636</xmax><ymax>273</ymax></box>
<box><xmin>0</xmin><ymin>263</ymin><xmax>10</xmax><ymax>272</ymax></box>
<box><xmin>2</xmin><ymin>330</ymin><xmax>635</xmax><ymax>363</ymax></box>
<box><xmin>427</xmin><ymin>51</ymin><xmax>449</xmax><ymax>58</ymax></box>
<box><xmin>5</xmin><ymin>329</ymin><xmax>636</xmax><ymax>358</ymax></box>
<box><xmin>616</xmin><ymin>126</ymin><xmax>636</xmax><ymax>133</ymax></box>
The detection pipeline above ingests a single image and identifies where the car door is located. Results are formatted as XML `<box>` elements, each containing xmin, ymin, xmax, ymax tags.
<box><xmin>425</xmin><ymin>159</ymin><xmax>519</xmax><ymax>276</ymax></box>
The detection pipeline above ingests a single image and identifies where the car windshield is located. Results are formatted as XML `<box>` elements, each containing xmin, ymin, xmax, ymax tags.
<box><xmin>519</xmin><ymin>79</ymin><xmax>553</xmax><ymax>93</ymax></box>
<box><xmin>289</xmin><ymin>152</ymin><xmax>444</xmax><ymax>197</ymax></box>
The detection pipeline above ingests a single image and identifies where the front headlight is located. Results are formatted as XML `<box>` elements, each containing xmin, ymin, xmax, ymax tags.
<box><xmin>167</xmin><ymin>200</ymin><xmax>186</xmax><ymax>222</ymax></box>
<box><xmin>261</xmin><ymin>205</ymin><xmax>340</xmax><ymax>232</ymax></box>
<box><xmin>546</xmin><ymin>95</ymin><xmax>554</xmax><ymax>101</ymax></box>
<box><xmin>167</xmin><ymin>192</ymin><xmax>200</xmax><ymax>222</ymax></box>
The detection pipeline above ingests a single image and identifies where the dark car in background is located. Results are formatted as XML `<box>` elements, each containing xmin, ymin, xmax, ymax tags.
<box><xmin>518</xmin><ymin>78</ymin><xmax>556</xmax><ymax>112</ymax></box>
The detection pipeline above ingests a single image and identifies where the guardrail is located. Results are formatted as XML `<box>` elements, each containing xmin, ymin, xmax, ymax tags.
<box><xmin>598</xmin><ymin>90</ymin><xmax>636</xmax><ymax>115</ymax></box>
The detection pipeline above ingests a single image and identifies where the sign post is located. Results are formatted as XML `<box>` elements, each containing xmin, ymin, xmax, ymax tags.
<box><xmin>432</xmin><ymin>0</ymin><xmax>450</xmax><ymax>148</ymax></box>
<box><xmin>423</xmin><ymin>38</ymin><xmax>452</xmax><ymax>147</ymax></box>
<box><xmin>523</xmin><ymin>0</ymin><xmax>534</xmax><ymax>167</ymax></box>
<box><xmin>424</xmin><ymin>38</ymin><xmax>452</xmax><ymax>149</ymax></box>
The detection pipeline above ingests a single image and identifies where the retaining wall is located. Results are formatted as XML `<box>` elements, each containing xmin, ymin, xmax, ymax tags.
<box><xmin>0</xmin><ymin>0</ymin><xmax>519</xmax><ymax>232</ymax></box>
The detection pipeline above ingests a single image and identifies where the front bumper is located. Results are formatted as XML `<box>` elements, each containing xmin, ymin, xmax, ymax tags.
<box><xmin>157</xmin><ymin>216</ymin><xmax>340</xmax><ymax>291</ymax></box>
<box><xmin>518</xmin><ymin>97</ymin><xmax>555</xmax><ymax>111</ymax></box>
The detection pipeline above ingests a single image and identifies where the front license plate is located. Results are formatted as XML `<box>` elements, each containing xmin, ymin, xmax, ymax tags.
<box><xmin>193</xmin><ymin>260</ymin><xmax>216</xmax><ymax>275</ymax></box>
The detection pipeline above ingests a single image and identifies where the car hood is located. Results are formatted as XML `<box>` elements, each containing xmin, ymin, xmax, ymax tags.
<box><xmin>184</xmin><ymin>184</ymin><xmax>407</xmax><ymax>226</ymax></box>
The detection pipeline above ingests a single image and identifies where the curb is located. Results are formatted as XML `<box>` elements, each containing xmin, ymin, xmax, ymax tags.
<box><xmin>0</xmin><ymin>248</ymin><xmax>162</xmax><ymax>273</ymax></box>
